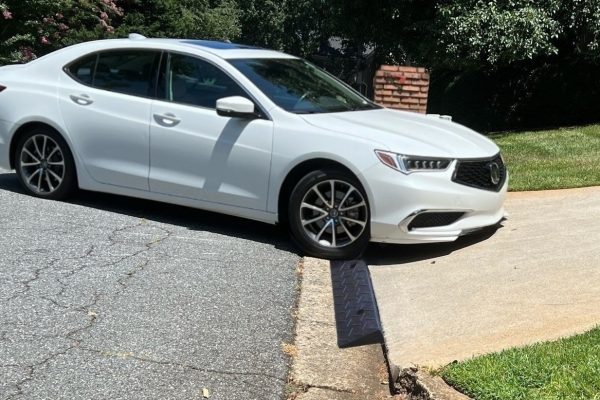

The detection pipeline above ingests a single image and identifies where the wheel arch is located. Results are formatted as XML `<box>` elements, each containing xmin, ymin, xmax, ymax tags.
<box><xmin>9</xmin><ymin>120</ymin><xmax>72</xmax><ymax>169</ymax></box>
<box><xmin>277</xmin><ymin>158</ymin><xmax>371</xmax><ymax>226</ymax></box>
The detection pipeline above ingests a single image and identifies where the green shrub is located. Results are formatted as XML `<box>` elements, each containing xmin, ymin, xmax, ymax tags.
<box><xmin>0</xmin><ymin>0</ymin><xmax>120</xmax><ymax>64</ymax></box>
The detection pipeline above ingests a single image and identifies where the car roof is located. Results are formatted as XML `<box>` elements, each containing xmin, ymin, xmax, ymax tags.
<box><xmin>122</xmin><ymin>37</ymin><xmax>297</xmax><ymax>60</ymax></box>
<box><xmin>23</xmin><ymin>36</ymin><xmax>298</xmax><ymax>73</ymax></box>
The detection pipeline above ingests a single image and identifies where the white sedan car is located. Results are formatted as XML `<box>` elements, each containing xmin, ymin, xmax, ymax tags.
<box><xmin>0</xmin><ymin>36</ymin><xmax>507</xmax><ymax>259</ymax></box>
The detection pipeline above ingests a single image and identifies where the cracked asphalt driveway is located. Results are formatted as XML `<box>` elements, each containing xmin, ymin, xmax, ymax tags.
<box><xmin>0</xmin><ymin>167</ymin><xmax>300</xmax><ymax>400</ymax></box>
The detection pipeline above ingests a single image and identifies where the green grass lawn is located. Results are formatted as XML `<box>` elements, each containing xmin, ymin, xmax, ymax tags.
<box><xmin>439</xmin><ymin>124</ymin><xmax>600</xmax><ymax>399</ymax></box>
<box><xmin>491</xmin><ymin>124</ymin><xmax>600</xmax><ymax>191</ymax></box>
<box><xmin>440</xmin><ymin>328</ymin><xmax>600</xmax><ymax>400</ymax></box>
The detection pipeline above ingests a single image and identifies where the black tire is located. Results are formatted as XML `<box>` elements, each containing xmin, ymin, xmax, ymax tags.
<box><xmin>288</xmin><ymin>168</ymin><xmax>370</xmax><ymax>260</ymax></box>
<box><xmin>14</xmin><ymin>127</ymin><xmax>77</xmax><ymax>200</ymax></box>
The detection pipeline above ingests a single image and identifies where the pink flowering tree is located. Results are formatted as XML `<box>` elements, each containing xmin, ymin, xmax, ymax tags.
<box><xmin>0</xmin><ymin>0</ymin><xmax>121</xmax><ymax>64</ymax></box>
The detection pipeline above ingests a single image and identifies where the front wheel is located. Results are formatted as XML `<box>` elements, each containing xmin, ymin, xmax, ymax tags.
<box><xmin>288</xmin><ymin>168</ymin><xmax>370</xmax><ymax>260</ymax></box>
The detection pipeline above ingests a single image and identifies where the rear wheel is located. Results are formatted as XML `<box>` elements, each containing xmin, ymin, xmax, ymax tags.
<box><xmin>288</xmin><ymin>168</ymin><xmax>370</xmax><ymax>259</ymax></box>
<box><xmin>15</xmin><ymin>128</ymin><xmax>77</xmax><ymax>200</ymax></box>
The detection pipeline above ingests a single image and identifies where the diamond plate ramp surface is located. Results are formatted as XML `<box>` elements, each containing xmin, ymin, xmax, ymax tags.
<box><xmin>330</xmin><ymin>259</ymin><xmax>383</xmax><ymax>348</ymax></box>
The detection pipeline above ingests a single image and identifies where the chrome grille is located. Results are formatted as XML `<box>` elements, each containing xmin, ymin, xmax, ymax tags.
<box><xmin>453</xmin><ymin>154</ymin><xmax>506</xmax><ymax>192</ymax></box>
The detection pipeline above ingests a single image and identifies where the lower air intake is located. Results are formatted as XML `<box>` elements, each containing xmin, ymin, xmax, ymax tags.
<box><xmin>408</xmin><ymin>212</ymin><xmax>465</xmax><ymax>230</ymax></box>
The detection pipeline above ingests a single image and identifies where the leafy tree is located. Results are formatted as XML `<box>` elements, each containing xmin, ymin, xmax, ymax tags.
<box><xmin>0</xmin><ymin>0</ymin><xmax>120</xmax><ymax>63</ymax></box>
<box><xmin>237</xmin><ymin>0</ymin><xmax>286</xmax><ymax>50</ymax></box>
<box><xmin>554</xmin><ymin>0</ymin><xmax>600</xmax><ymax>57</ymax></box>
<box><xmin>305</xmin><ymin>0</ymin><xmax>436</xmax><ymax>65</ymax></box>
<box><xmin>436</xmin><ymin>0</ymin><xmax>561</xmax><ymax>67</ymax></box>
<box><xmin>281</xmin><ymin>0</ymin><xmax>332</xmax><ymax>58</ymax></box>
<box><xmin>429</xmin><ymin>0</ymin><xmax>600</xmax><ymax>130</ymax></box>
<box><xmin>0</xmin><ymin>0</ymin><xmax>241</xmax><ymax>64</ymax></box>
<box><xmin>435</xmin><ymin>0</ymin><xmax>600</xmax><ymax>67</ymax></box>
<box><xmin>113</xmin><ymin>0</ymin><xmax>240</xmax><ymax>40</ymax></box>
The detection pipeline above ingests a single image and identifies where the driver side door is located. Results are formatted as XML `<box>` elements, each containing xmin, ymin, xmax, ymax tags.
<box><xmin>148</xmin><ymin>52</ymin><xmax>274</xmax><ymax>211</ymax></box>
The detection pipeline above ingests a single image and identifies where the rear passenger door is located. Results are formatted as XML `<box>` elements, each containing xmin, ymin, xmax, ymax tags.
<box><xmin>59</xmin><ymin>49</ymin><xmax>161</xmax><ymax>190</ymax></box>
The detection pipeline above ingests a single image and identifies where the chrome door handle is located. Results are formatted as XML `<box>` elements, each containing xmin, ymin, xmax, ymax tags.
<box><xmin>154</xmin><ymin>113</ymin><xmax>181</xmax><ymax>127</ymax></box>
<box><xmin>70</xmin><ymin>94</ymin><xmax>94</xmax><ymax>106</ymax></box>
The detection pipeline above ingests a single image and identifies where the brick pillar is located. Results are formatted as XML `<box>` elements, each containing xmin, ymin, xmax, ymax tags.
<box><xmin>373</xmin><ymin>65</ymin><xmax>430</xmax><ymax>114</ymax></box>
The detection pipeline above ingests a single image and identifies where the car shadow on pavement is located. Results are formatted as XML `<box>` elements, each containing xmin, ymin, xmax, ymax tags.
<box><xmin>364</xmin><ymin>224</ymin><xmax>504</xmax><ymax>266</ymax></box>
<box><xmin>0</xmin><ymin>171</ymin><xmax>298</xmax><ymax>254</ymax></box>
<box><xmin>0</xmin><ymin>170</ymin><xmax>502</xmax><ymax>260</ymax></box>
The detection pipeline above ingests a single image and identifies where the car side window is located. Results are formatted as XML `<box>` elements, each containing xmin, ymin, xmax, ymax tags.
<box><xmin>159</xmin><ymin>53</ymin><xmax>246</xmax><ymax>109</ymax></box>
<box><xmin>93</xmin><ymin>50</ymin><xmax>161</xmax><ymax>97</ymax></box>
<box><xmin>67</xmin><ymin>54</ymin><xmax>98</xmax><ymax>86</ymax></box>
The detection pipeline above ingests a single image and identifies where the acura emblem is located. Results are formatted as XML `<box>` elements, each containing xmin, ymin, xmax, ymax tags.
<box><xmin>489</xmin><ymin>162</ymin><xmax>501</xmax><ymax>185</ymax></box>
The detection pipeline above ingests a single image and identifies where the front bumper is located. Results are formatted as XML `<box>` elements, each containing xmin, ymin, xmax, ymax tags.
<box><xmin>361</xmin><ymin>160</ymin><xmax>508</xmax><ymax>244</ymax></box>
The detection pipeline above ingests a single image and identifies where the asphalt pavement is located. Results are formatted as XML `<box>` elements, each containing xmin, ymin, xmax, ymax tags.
<box><xmin>0</xmin><ymin>167</ymin><xmax>300</xmax><ymax>400</ymax></box>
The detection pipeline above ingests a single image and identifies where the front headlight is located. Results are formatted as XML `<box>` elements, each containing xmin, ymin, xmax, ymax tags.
<box><xmin>375</xmin><ymin>150</ymin><xmax>453</xmax><ymax>174</ymax></box>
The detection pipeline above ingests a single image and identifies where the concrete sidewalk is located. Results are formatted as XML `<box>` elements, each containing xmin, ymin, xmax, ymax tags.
<box><xmin>368</xmin><ymin>187</ymin><xmax>600</xmax><ymax>373</ymax></box>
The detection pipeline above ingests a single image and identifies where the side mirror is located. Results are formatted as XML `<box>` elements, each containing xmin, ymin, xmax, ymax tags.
<box><xmin>216</xmin><ymin>96</ymin><xmax>258</xmax><ymax>119</ymax></box>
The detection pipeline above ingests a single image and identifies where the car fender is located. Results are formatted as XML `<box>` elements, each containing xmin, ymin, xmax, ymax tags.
<box><xmin>267</xmin><ymin>149</ymin><xmax>380</xmax><ymax>218</ymax></box>
<box><xmin>8</xmin><ymin>115</ymin><xmax>94</xmax><ymax>187</ymax></box>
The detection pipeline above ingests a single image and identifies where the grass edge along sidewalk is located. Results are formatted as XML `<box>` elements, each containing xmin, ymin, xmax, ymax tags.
<box><xmin>492</xmin><ymin>124</ymin><xmax>600</xmax><ymax>192</ymax></box>
<box><xmin>435</xmin><ymin>124</ymin><xmax>600</xmax><ymax>399</ymax></box>
<box><xmin>439</xmin><ymin>327</ymin><xmax>600</xmax><ymax>400</ymax></box>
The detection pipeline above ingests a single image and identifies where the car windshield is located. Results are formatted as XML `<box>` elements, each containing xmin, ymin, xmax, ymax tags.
<box><xmin>228</xmin><ymin>58</ymin><xmax>380</xmax><ymax>114</ymax></box>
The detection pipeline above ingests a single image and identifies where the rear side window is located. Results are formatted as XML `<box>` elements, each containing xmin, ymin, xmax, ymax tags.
<box><xmin>67</xmin><ymin>54</ymin><xmax>97</xmax><ymax>86</ymax></box>
<box><xmin>94</xmin><ymin>50</ymin><xmax>160</xmax><ymax>97</ymax></box>
<box><xmin>65</xmin><ymin>50</ymin><xmax>161</xmax><ymax>98</ymax></box>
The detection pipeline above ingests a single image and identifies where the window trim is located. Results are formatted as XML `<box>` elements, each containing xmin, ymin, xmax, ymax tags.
<box><xmin>63</xmin><ymin>48</ymin><xmax>271</xmax><ymax>120</ymax></box>
<box><xmin>63</xmin><ymin>52</ymin><xmax>98</xmax><ymax>87</ymax></box>
<box><xmin>63</xmin><ymin>48</ymin><xmax>164</xmax><ymax>101</ymax></box>
<box><xmin>156</xmin><ymin>50</ymin><xmax>271</xmax><ymax>120</ymax></box>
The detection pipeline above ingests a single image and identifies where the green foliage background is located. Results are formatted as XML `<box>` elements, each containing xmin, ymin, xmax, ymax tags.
<box><xmin>2</xmin><ymin>0</ymin><xmax>600</xmax><ymax>130</ymax></box>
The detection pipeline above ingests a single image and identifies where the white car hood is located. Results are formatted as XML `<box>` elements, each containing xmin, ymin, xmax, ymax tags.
<box><xmin>301</xmin><ymin>108</ymin><xmax>500</xmax><ymax>159</ymax></box>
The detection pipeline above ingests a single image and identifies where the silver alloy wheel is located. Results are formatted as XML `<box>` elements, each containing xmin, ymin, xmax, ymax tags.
<box><xmin>299</xmin><ymin>179</ymin><xmax>368</xmax><ymax>248</ymax></box>
<box><xmin>19</xmin><ymin>134</ymin><xmax>65</xmax><ymax>195</ymax></box>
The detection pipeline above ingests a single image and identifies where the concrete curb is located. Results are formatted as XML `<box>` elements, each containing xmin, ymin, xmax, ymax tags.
<box><xmin>286</xmin><ymin>257</ymin><xmax>471</xmax><ymax>399</ymax></box>
<box><xmin>395</xmin><ymin>368</ymin><xmax>471</xmax><ymax>400</ymax></box>
<box><xmin>287</xmin><ymin>257</ymin><xmax>393</xmax><ymax>400</ymax></box>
